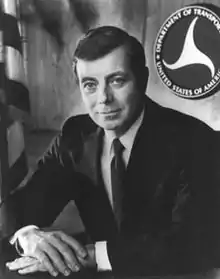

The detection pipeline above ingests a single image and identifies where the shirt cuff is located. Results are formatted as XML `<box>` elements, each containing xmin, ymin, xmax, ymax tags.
<box><xmin>95</xmin><ymin>241</ymin><xmax>112</xmax><ymax>271</ymax></box>
<box><xmin>9</xmin><ymin>225</ymin><xmax>39</xmax><ymax>255</ymax></box>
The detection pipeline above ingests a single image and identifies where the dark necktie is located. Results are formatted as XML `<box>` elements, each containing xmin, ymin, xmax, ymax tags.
<box><xmin>111</xmin><ymin>138</ymin><xmax>126</xmax><ymax>229</ymax></box>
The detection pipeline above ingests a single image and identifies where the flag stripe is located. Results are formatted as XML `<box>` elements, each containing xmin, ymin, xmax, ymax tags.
<box><xmin>0</xmin><ymin>62</ymin><xmax>6</xmax><ymax>87</ymax></box>
<box><xmin>0</xmin><ymin>31</ymin><xmax>4</xmax><ymax>63</ymax></box>
<box><xmin>2</xmin><ymin>0</ymin><xmax>17</xmax><ymax>17</ymax></box>
<box><xmin>5</xmin><ymin>46</ymin><xmax>25</xmax><ymax>83</ymax></box>
<box><xmin>6</xmin><ymin>79</ymin><xmax>30</xmax><ymax>111</ymax></box>
<box><xmin>7</xmin><ymin>120</ymin><xmax>25</xmax><ymax>168</ymax></box>
<box><xmin>0</xmin><ymin>160</ymin><xmax>2</xmax><ymax>192</ymax></box>
<box><xmin>0</xmin><ymin>104</ymin><xmax>9</xmax><ymax>189</ymax></box>
<box><xmin>3</xmin><ymin>13</ymin><xmax>22</xmax><ymax>54</ymax></box>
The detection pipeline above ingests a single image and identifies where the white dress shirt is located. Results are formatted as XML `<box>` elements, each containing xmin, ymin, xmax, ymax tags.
<box><xmin>10</xmin><ymin>109</ymin><xmax>145</xmax><ymax>271</ymax></box>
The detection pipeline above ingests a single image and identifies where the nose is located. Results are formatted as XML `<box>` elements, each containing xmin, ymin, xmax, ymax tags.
<box><xmin>97</xmin><ymin>85</ymin><xmax>113</xmax><ymax>104</ymax></box>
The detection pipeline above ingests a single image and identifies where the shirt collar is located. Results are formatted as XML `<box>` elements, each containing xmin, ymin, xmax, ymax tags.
<box><xmin>104</xmin><ymin>109</ymin><xmax>145</xmax><ymax>156</ymax></box>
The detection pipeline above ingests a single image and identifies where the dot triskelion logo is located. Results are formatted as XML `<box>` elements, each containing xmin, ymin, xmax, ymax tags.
<box><xmin>154</xmin><ymin>5</ymin><xmax>220</xmax><ymax>99</ymax></box>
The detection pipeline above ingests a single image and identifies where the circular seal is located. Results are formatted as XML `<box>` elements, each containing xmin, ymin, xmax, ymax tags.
<box><xmin>154</xmin><ymin>5</ymin><xmax>220</xmax><ymax>99</ymax></box>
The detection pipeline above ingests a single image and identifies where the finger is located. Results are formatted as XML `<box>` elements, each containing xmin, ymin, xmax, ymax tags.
<box><xmin>34</xmin><ymin>250</ymin><xmax>58</xmax><ymax>277</ymax></box>
<box><xmin>41</xmin><ymin>242</ymin><xmax>71</xmax><ymax>276</ymax></box>
<box><xmin>56</xmin><ymin>232</ymin><xmax>87</xmax><ymax>259</ymax></box>
<box><xmin>48</xmin><ymin>235</ymin><xmax>80</xmax><ymax>272</ymax></box>
<box><xmin>18</xmin><ymin>263</ymin><xmax>48</xmax><ymax>275</ymax></box>
<box><xmin>6</xmin><ymin>257</ymin><xmax>39</xmax><ymax>270</ymax></box>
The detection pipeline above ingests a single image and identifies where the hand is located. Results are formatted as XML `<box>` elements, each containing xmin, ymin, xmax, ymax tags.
<box><xmin>77</xmin><ymin>244</ymin><xmax>96</xmax><ymax>269</ymax></box>
<box><xmin>6</xmin><ymin>257</ymin><xmax>48</xmax><ymax>275</ymax></box>
<box><xmin>6</xmin><ymin>229</ymin><xmax>88</xmax><ymax>277</ymax></box>
<box><xmin>6</xmin><ymin>244</ymin><xmax>96</xmax><ymax>276</ymax></box>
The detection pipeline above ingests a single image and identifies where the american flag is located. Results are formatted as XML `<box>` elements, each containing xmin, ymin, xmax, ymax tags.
<box><xmin>0</xmin><ymin>0</ymin><xmax>29</xmax><ymax>235</ymax></box>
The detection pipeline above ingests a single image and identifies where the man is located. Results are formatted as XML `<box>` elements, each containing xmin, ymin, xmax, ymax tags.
<box><xmin>5</xmin><ymin>26</ymin><xmax>220</xmax><ymax>276</ymax></box>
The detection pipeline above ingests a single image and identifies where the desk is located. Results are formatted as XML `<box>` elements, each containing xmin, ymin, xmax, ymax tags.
<box><xmin>0</xmin><ymin>238</ymin><xmax>219</xmax><ymax>279</ymax></box>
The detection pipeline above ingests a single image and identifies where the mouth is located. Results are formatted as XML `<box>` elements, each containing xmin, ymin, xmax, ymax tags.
<box><xmin>98</xmin><ymin>109</ymin><xmax>121</xmax><ymax>115</ymax></box>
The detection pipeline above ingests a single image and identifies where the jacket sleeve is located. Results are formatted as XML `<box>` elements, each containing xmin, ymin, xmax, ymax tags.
<box><xmin>106</xmin><ymin>127</ymin><xmax>220</xmax><ymax>276</ymax></box>
<box><xmin>8</xmin><ymin>117</ymin><xmax>88</xmax><ymax>231</ymax></box>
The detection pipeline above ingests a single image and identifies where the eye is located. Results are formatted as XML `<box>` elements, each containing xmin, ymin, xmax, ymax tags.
<box><xmin>110</xmin><ymin>77</ymin><xmax>126</xmax><ymax>87</ymax></box>
<box><xmin>83</xmin><ymin>81</ymin><xmax>97</xmax><ymax>93</ymax></box>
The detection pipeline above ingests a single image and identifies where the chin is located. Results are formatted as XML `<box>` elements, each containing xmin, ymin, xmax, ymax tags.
<box><xmin>99</xmin><ymin>122</ymin><xmax>118</xmax><ymax>130</ymax></box>
<box><xmin>96</xmin><ymin>119</ymin><xmax>120</xmax><ymax>130</ymax></box>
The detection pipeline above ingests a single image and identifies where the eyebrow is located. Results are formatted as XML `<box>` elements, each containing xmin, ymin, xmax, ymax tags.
<box><xmin>81</xmin><ymin>77</ymin><xmax>98</xmax><ymax>83</ymax></box>
<box><xmin>106</xmin><ymin>71</ymin><xmax>128</xmax><ymax>80</ymax></box>
<box><xmin>81</xmin><ymin>71</ymin><xmax>128</xmax><ymax>84</ymax></box>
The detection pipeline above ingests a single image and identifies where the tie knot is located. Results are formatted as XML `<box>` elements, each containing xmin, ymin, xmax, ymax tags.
<box><xmin>112</xmin><ymin>138</ymin><xmax>124</xmax><ymax>155</ymax></box>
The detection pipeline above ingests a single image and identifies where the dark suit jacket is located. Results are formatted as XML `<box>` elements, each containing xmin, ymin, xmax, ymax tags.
<box><xmin>11</xmin><ymin>96</ymin><xmax>220</xmax><ymax>275</ymax></box>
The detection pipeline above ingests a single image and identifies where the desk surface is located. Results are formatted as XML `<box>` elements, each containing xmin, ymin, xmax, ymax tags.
<box><xmin>0</xmin><ymin>239</ymin><xmax>219</xmax><ymax>279</ymax></box>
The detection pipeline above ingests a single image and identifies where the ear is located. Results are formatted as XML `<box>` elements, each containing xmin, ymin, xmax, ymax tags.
<box><xmin>73</xmin><ymin>63</ymin><xmax>80</xmax><ymax>85</ymax></box>
<box><xmin>144</xmin><ymin>66</ymin><xmax>149</xmax><ymax>87</ymax></box>
<box><xmin>140</xmin><ymin>66</ymin><xmax>149</xmax><ymax>93</ymax></box>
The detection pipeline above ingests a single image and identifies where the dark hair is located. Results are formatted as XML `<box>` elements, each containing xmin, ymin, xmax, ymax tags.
<box><xmin>73</xmin><ymin>26</ymin><xmax>147</xmax><ymax>84</ymax></box>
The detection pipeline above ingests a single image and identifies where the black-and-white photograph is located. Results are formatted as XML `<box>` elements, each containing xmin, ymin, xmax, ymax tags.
<box><xmin>1</xmin><ymin>1</ymin><xmax>220</xmax><ymax>279</ymax></box>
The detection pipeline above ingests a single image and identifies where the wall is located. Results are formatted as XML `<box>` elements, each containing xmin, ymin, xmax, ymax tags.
<box><xmin>26</xmin><ymin>0</ymin><xmax>220</xmax><ymax>130</ymax></box>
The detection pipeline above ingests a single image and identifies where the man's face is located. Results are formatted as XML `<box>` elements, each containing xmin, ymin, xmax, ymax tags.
<box><xmin>76</xmin><ymin>46</ymin><xmax>146</xmax><ymax>136</ymax></box>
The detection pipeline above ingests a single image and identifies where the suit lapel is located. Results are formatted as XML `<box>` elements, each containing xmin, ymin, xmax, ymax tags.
<box><xmin>121</xmin><ymin>99</ymin><xmax>177</xmax><ymax>232</ymax></box>
<box><xmin>76</xmin><ymin>127</ymin><xmax>103</xmax><ymax>186</ymax></box>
